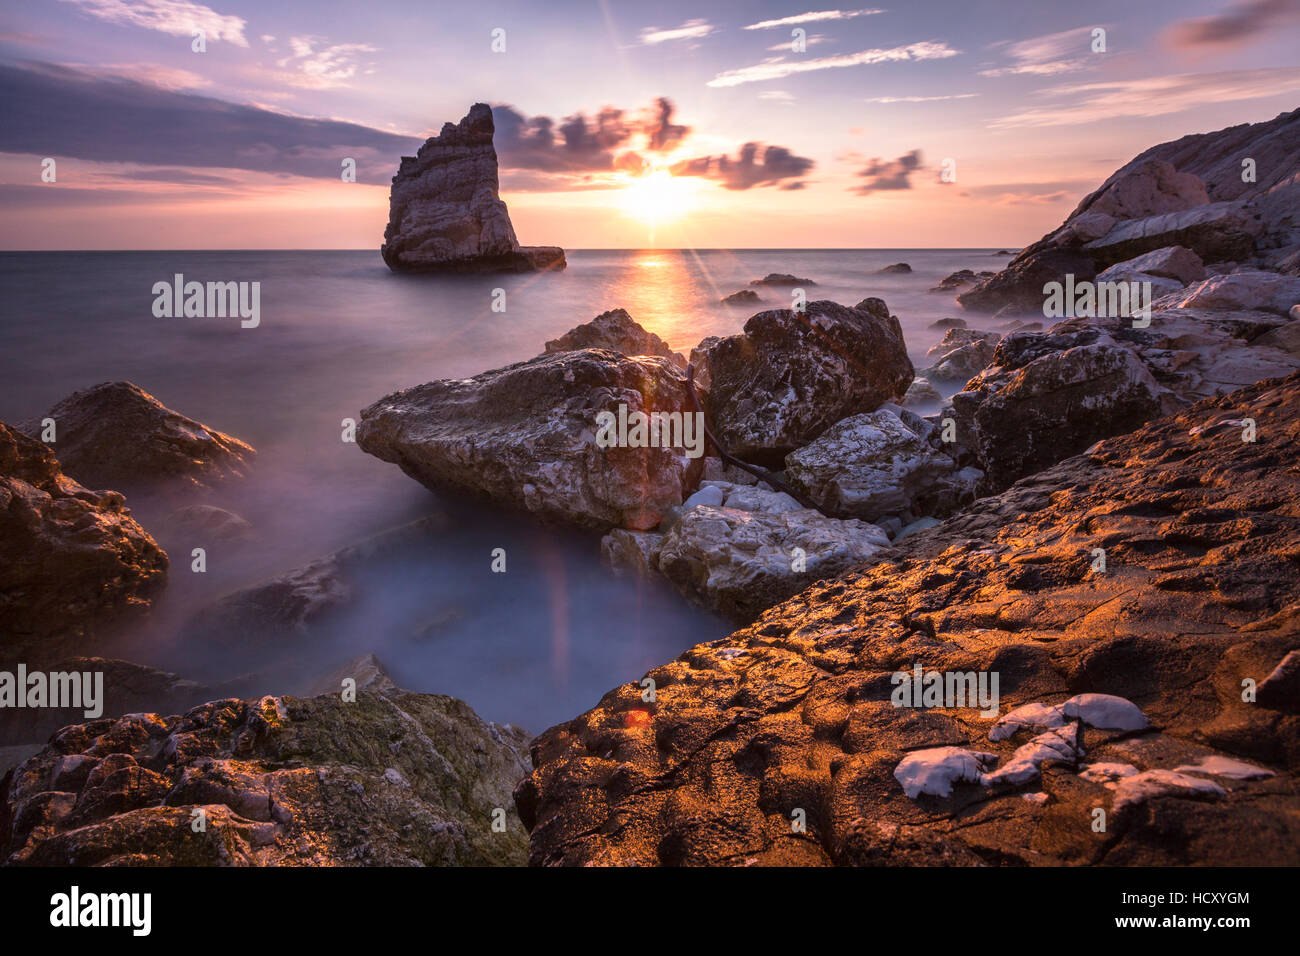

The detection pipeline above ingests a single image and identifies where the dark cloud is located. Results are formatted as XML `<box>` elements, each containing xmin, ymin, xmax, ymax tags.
<box><xmin>0</xmin><ymin>61</ymin><xmax>421</xmax><ymax>184</ymax></box>
<box><xmin>670</xmin><ymin>142</ymin><xmax>814</xmax><ymax>190</ymax></box>
<box><xmin>1166</xmin><ymin>0</ymin><xmax>1300</xmax><ymax>49</ymax></box>
<box><xmin>644</xmin><ymin>97</ymin><xmax>689</xmax><ymax>152</ymax></box>
<box><xmin>491</xmin><ymin>104</ymin><xmax>634</xmax><ymax>172</ymax></box>
<box><xmin>853</xmin><ymin>150</ymin><xmax>922</xmax><ymax>194</ymax></box>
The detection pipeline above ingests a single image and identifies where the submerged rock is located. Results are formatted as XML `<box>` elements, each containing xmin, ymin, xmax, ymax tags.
<box><xmin>876</xmin><ymin>262</ymin><xmax>912</xmax><ymax>274</ymax></box>
<box><xmin>358</xmin><ymin>349</ymin><xmax>704</xmax><ymax>530</ymax></box>
<box><xmin>3</xmin><ymin>691</ymin><xmax>531</xmax><ymax>866</ymax></box>
<box><xmin>700</xmin><ymin>300</ymin><xmax>913</xmax><ymax>465</ymax></box>
<box><xmin>543</xmin><ymin>309</ymin><xmax>683</xmax><ymax>366</ymax></box>
<box><xmin>381</xmin><ymin>103</ymin><xmax>564</xmax><ymax>274</ymax></box>
<box><xmin>721</xmin><ymin>289</ymin><xmax>761</xmax><ymax>306</ymax></box>
<box><xmin>21</xmin><ymin>382</ymin><xmax>255</xmax><ymax>492</ymax></box>
<box><xmin>750</xmin><ymin>273</ymin><xmax>815</xmax><ymax>286</ymax></box>
<box><xmin>0</xmin><ymin>423</ymin><xmax>167</xmax><ymax>663</ymax></box>
<box><xmin>518</xmin><ymin>374</ymin><xmax>1300</xmax><ymax>866</ymax></box>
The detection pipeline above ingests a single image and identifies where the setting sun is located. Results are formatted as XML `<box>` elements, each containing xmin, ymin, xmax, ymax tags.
<box><xmin>618</xmin><ymin>169</ymin><xmax>698</xmax><ymax>227</ymax></box>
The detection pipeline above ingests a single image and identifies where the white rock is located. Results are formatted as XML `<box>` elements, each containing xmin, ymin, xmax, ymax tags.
<box><xmin>1173</xmin><ymin>756</ymin><xmax>1275</xmax><ymax>781</ymax></box>
<box><xmin>1112</xmin><ymin>769</ymin><xmax>1226</xmax><ymax>812</ymax></box>
<box><xmin>683</xmin><ymin>485</ymin><xmax>725</xmax><ymax>509</ymax></box>
<box><xmin>1078</xmin><ymin>762</ymin><xmax>1140</xmax><ymax>787</ymax></box>
<box><xmin>982</xmin><ymin>724</ymin><xmax>1082</xmax><ymax>788</ymax></box>
<box><xmin>895</xmin><ymin>746</ymin><xmax>998</xmax><ymax>798</ymax></box>
<box><xmin>989</xmin><ymin>693</ymin><xmax>1148</xmax><ymax>740</ymax></box>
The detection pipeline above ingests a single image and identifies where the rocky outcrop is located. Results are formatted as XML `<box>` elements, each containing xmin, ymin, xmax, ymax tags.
<box><xmin>2</xmin><ymin>689</ymin><xmax>531</xmax><ymax>866</ymax></box>
<box><xmin>877</xmin><ymin>263</ymin><xmax>911</xmax><ymax>274</ymax></box>
<box><xmin>518</xmin><ymin>375</ymin><xmax>1300</xmax><ymax>866</ymax></box>
<box><xmin>381</xmin><ymin>103</ymin><xmax>564</xmax><ymax>274</ymax></box>
<box><xmin>544</xmin><ymin>309</ymin><xmax>683</xmax><ymax>366</ymax></box>
<box><xmin>20</xmin><ymin>382</ymin><xmax>254</xmax><ymax>492</ymax></box>
<box><xmin>929</xmin><ymin>270</ymin><xmax>993</xmax><ymax>294</ymax></box>
<box><xmin>750</xmin><ymin>273</ymin><xmax>815</xmax><ymax>286</ymax></box>
<box><xmin>700</xmin><ymin>300</ymin><xmax>913</xmax><ymax>465</ymax></box>
<box><xmin>0</xmin><ymin>423</ymin><xmax>167</xmax><ymax>663</ymax></box>
<box><xmin>960</xmin><ymin>108</ymin><xmax>1300</xmax><ymax>314</ymax></box>
<box><xmin>358</xmin><ymin>349</ymin><xmax>704</xmax><ymax>531</ymax></box>
<box><xmin>921</xmin><ymin>329</ymin><xmax>1000</xmax><ymax>383</ymax></box>
<box><xmin>722</xmin><ymin>290</ymin><xmax>761</xmax><ymax>306</ymax></box>
<box><xmin>1157</xmin><ymin>271</ymin><xmax>1300</xmax><ymax>316</ymax></box>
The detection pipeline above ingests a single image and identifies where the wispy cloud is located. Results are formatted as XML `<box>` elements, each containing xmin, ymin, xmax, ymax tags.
<box><xmin>276</xmin><ymin>35</ymin><xmax>379</xmax><ymax>89</ymax></box>
<box><xmin>743</xmin><ymin>9</ymin><xmax>884</xmax><ymax>30</ymax></box>
<box><xmin>707</xmin><ymin>41</ymin><xmax>960</xmax><ymax>88</ymax></box>
<box><xmin>1164</xmin><ymin>0</ymin><xmax>1300</xmax><ymax>50</ymax></box>
<box><xmin>639</xmin><ymin>19</ymin><xmax>714</xmax><ymax>45</ymax></box>
<box><xmin>979</xmin><ymin>25</ymin><xmax>1103</xmax><ymax>78</ymax></box>
<box><xmin>992</xmin><ymin>67</ymin><xmax>1300</xmax><ymax>128</ymax></box>
<box><xmin>671</xmin><ymin>143</ymin><xmax>814</xmax><ymax>190</ymax></box>
<box><xmin>57</xmin><ymin>0</ymin><xmax>248</xmax><ymax>47</ymax></box>
<box><xmin>853</xmin><ymin>149</ymin><xmax>922</xmax><ymax>194</ymax></box>
<box><xmin>865</xmin><ymin>93</ymin><xmax>977</xmax><ymax>102</ymax></box>
<box><xmin>759</xmin><ymin>90</ymin><xmax>797</xmax><ymax>101</ymax></box>
<box><xmin>767</xmin><ymin>34</ymin><xmax>828</xmax><ymax>51</ymax></box>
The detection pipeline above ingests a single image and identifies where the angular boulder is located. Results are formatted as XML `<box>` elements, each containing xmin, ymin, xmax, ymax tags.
<box><xmin>1099</xmin><ymin>245</ymin><xmax>1205</xmax><ymax>285</ymax></box>
<box><xmin>544</xmin><ymin>309</ymin><xmax>683</xmax><ymax>366</ymax></box>
<box><xmin>357</xmin><ymin>349</ymin><xmax>705</xmax><ymax>530</ymax></box>
<box><xmin>21</xmin><ymin>382</ymin><xmax>254</xmax><ymax>492</ymax></box>
<box><xmin>1158</xmin><ymin>271</ymin><xmax>1300</xmax><ymax>317</ymax></box>
<box><xmin>381</xmin><ymin>103</ymin><xmax>564</xmax><ymax>274</ymax></box>
<box><xmin>0</xmin><ymin>423</ymin><xmax>168</xmax><ymax>662</ymax></box>
<box><xmin>701</xmin><ymin>300</ymin><xmax>913</xmax><ymax>465</ymax></box>
<box><xmin>957</xmin><ymin>248</ymin><xmax>1096</xmax><ymax>315</ymax></box>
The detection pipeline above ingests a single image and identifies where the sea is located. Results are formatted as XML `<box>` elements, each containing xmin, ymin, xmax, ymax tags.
<box><xmin>0</xmin><ymin>248</ymin><xmax>1012</xmax><ymax>731</ymax></box>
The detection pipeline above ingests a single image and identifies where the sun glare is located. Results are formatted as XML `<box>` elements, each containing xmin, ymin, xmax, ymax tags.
<box><xmin>619</xmin><ymin>169</ymin><xmax>696</xmax><ymax>228</ymax></box>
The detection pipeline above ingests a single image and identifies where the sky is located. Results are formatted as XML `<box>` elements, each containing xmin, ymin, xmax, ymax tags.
<box><xmin>1</xmin><ymin>0</ymin><xmax>1298</xmax><ymax>249</ymax></box>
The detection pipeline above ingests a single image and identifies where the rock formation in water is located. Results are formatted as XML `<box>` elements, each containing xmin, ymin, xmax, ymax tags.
<box><xmin>0</xmin><ymin>422</ymin><xmax>168</xmax><ymax>663</ymax></box>
<box><xmin>959</xmin><ymin>107</ymin><xmax>1300</xmax><ymax>313</ymax></box>
<box><xmin>381</xmin><ymin>103</ymin><xmax>565</xmax><ymax>274</ymax></box>
<box><xmin>21</xmin><ymin>381</ymin><xmax>255</xmax><ymax>492</ymax></box>
<box><xmin>518</xmin><ymin>374</ymin><xmax>1300</xmax><ymax>866</ymax></box>
<box><xmin>1</xmin><ymin>683</ymin><xmax>531</xmax><ymax>866</ymax></box>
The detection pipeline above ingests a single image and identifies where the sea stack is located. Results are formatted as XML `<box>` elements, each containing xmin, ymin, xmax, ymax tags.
<box><xmin>381</xmin><ymin>103</ymin><xmax>565</xmax><ymax>273</ymax></box>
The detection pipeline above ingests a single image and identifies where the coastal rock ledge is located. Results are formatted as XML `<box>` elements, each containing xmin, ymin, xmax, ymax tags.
<box><xmin>381</xmin><ymin>103</ymin><xmax>565</xmax><ymax>274</ymax></box>
<box><xmin>518</xmin><ymin>374</ymin><xmax>1300</xmax><ymax>866</ymax></box>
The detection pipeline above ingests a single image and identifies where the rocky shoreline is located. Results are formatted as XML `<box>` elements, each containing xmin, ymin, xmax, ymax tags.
<box><xmin>3</xmin><ymin>109</ymin><xmax>1299</xmax><ymax>866</ymax></box>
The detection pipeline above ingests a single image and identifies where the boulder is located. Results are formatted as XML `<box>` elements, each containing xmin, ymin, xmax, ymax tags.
<box><xmin>922</xmin><ymin>329</ymin><xmax>1000</xmax><ymax>383</ymax></box>
<box><xmin>381</xmin><ymin>103</ymin><xmax>564</xmax><ymax>274</ymax></box>
<box><xmin>3</xmin><ymin>691</ymin><xmax>532</xmax><ymax>866</ymax></box>
<box><xmin>0</xmin><ymin>423</ymin><xmax>168</xmax><ymax>663</ymax></box>
<box><xmin>877</xmin><ymin>263</ymin><xmax>912</xmax><ymax>274</ymax></box>
<box><xmin>518</xmin><ymin>374</ymin><xmax>1300</xmax><ymax>866</ymax></box>
<box><xmin>701</xmin><ymin>300</ymin><xmax>913</xmax><ymax>465</ymax></box>
<box><xmin>957</xmin><ymin>248</ymin><xmax>1097</xmax><ymax>315</ymax></box>
<box><xmin>358</xmin><ymin>349</ymin><xmax>705</xmax><ymax>530</ymax></box>
<box><xmin>1099</xmin><ymin>245</ymin><xmax>1205</xmax><ymax>285</ymax></box>
<box><xmin>1156</xmin><ymin>271</ymin><xmax>1300</xmax><ymax>317</ymax></box>
<box><xmin>784</xmin><ymin>410</ymin><xmax>973</xmax><ymax>522</ymax></box>
<box><xmin>544</xmin><ymin>309</ymin><xmax>684</xmax><ymax>366</ymax></box>
<box><xmin>902</xmin><ymin>377</ymin><xmax>943</xmax><ymax>408</ymax></box>
<box><xmin>750</xmin><ymin>273</ymin><xmax>815</xmax><ymax>286</ymax></box>
<box><xmin>20</xmin><ymin>382</ymin><xmax>254</xmax><ymax>492</ymax></box>
<box><xmin>721</xmin><ymin>290</ymin><xmax>761</xmax><ymax>306</ymax></box>
<box><xmin>929</xmin><ymin>270</ymin><xmax>992</xmax><ymax>293</ymax></box>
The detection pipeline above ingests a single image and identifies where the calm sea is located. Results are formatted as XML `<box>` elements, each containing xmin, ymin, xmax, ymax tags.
<box><xmin>0</xmin><ymin>248</ymin><xmax>1008</xmax><ymax>730</ymax></box>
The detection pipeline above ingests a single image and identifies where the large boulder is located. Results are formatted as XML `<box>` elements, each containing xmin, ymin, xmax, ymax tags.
<box><xmin>357</xmin><ymin>349</ymin><xmax>705</xmax><ymax>530</ymax></box>
<box><xmin>381</xmin><ymin>103</ymin><xmax>564</xmax><ymax>274</ymax></box>
<box><xmin>2</xmin><ymin>690</ymin><xmax>531</xmax><ymax>866</ymax></box>
<box><xmin>957</xmin><ymin>248</ymin><xmax>1096</xmax><ymax>315</ymax></box>
<box><xmin>1098</xmin><ymin>245</ymin><xmax>1205</xmax><ymax>285</ymax></box>
<box><xmin>784</xmin><ymin>410</ymin><xmax>973</xmax><ymax>522</ymax></box>
<box><xmin>921</xmin><ymin>329</ymin><xmax>1000</xmax><ymax>383</ymax></box>
<box><xmin>701</xmin><ymin>300</ymin><xmax>913</xmax><ymax>465</ymax></box>
<box><xmin>0</xmin><ymin>423</ymin><xmax>168</xmax><ymax>663</ymax></box>
<box><xmin>544</xmin><ymin>309</ymin><xmax>683</xmax><ymax>366</ymax></box>
<box><xmin>517</xmin><ymin>375</ymin><xmax>1300</xmax><ymax>866</ymax></box>
<box><xmin>21</xmin><ymin>382</ymin><xmax>254</xmax><ymax>492</ymax></box>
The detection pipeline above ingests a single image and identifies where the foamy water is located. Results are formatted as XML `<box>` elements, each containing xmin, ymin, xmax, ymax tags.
<box><xmin>0</xmin><ymin>248</ymin><xmax>1009</xmax><ymax>730</ymax></box>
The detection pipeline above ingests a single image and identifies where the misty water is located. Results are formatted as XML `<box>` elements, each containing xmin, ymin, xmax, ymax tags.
<box><xmin>0</xmin><ymin>248</ymin><xmax>1011</xmax><ymax>731</ymax></box>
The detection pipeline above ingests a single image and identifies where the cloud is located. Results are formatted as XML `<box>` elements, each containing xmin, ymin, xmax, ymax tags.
<box><xmin>492</xmin><ymin>98</ymin><xmax>690</xmax><ymax>174</ymax></box>
<box><xmin>1165</xmin><ymin>0</ymin><xmax>1300</xmax><ymax>49</ymax></box>
<box><xmin>707</xmin><ymin>41</ymin><xmax>959</xmax><ymax>87</ymax></box>
<box><xmin>865</xmin><ymin>93</ymin><xmax>977</xmax><ymax>102</ymax></box>
<box><xmin>0</xmin><ymin>61</ymin><xmax>418</xmax><ymax>183</ymax></box>
<box><xmin>767</xmin><ymin>34</ymin><xmax>828</xmax><ymax>51</ymax></box>
<box><xmin>743</xmin><ymin>9</ymin><xmax>884</xmax><ymax>30</ymax></box>
<box><xmin>853</xmin><ymin>149</ymin><xmax>922</xmax><ymax>194</ymax></box>
<box><xmin>643</xmin><ymin>97</ymin><xmax>688</xmax><ymax>151</ymax></box>
<box><xmin>992</xmin><ymin>67</ymin><xmax>1300</xmax><ymax>127</ymax></box>
<box><xmin>979</xmin><ymin>26</ymin><xmax>1103</xmax><ymax>77</ymax></box>
<box><xmin>671</xmin><ymin>142</ymin><xmax>814</xmax><ymax>190</ymax></box>
<box><xmin>759</xmin><ymin>90</ymin><xmax>797</xmax><ymax>101</ymax></box>
<box><xmin>639</xmin><ymin>19</ymin><xmax>714</xmax><ymax>45</ymax></box>
<box><xmin>57</xmin><ymin>0</ymin><xmax>248</xmax><ymax>46</ymax></box>
<box><xmin>276</xmin><ymin>36</ymin><xmax>379</xmax><ymax>89</ymax></box>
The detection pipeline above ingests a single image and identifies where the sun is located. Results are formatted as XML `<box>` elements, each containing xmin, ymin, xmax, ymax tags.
<box><xmin>619</xmin><ymin>169</ymin><xmax>697</xmax><ymax>227</ymax></box>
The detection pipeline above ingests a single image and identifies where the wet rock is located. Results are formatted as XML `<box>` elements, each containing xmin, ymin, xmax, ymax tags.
<box><xmin>358</xmin><ymin>349</ymin><xmax>705</xmax><ymax>530</ymax></box>
<box><xmin>519</xmin><ymin>375</ymin><xmax>1300</xmax><ymax>866</ymax></box>
<box><xmin>21</xmin><ymin>382</ymin><xmax>255</xmax><ymax>492</ymax></box>
<box><xmin>0</xmin><ymin>423</ymin><xmax>167</xmax><ymax>663</ymax></box>
<box><xmin>876</xmin><ymin>262</ymin><xmax>911</xmax><ymax>274</ymax></box>
<box><xmin>600</xmin><ymin>529</ymin><xmax>664</xmax><ymax>579</ymax></box>
<box><xmin>721</xmin><ymin>290</ymin><xmax>761</xmax><ymax>306</ymax></box>
<box><xmin>3</xmin><ymin>692</ymin><xmax>531</xmax><ymax>866</ymax></box>
<box><xmin>381</xmin><ymin>103</ymin><xmax>564</xmax><ymax>274</ymax></box>
<box><xmin>929</xmin><ymin>317</ymin><xmax>967</xmax><ymax>330</ymax></box>
<box><xmin>902</xmin><ymin>377</ymin><xmax>943</xmax><ymax>408</ymax></box>
<box><xmin>544</xmin><ymin>309</ymin><xmax>683</xmax><ymax>366</ymax></box>
<box><xmin>750</xmin><ymin>273</ymin><xmax>815</xmax><ymax>286</ymax></box>
<box><xmin>162</xmin><ymin>505</ymin><xmax>254</xmax><ymax>544</ymax></box>
<box><xmin>701</xmin><ymin>300</ymin><xmax>914</xmax><ymax>465</ymax></box>
<box><xmin>921</xmin><ymin>329</ymin><xmax>1000</xmax><ymax>383</ymax></box>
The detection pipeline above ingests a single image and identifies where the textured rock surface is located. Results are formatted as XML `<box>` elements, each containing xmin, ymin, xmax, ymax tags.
<box><xmin>518</xmin><ymin>375</ymin><xmax>1300</xmax><ymax>866</ymax></box>
<box><xmin>702</xmin><ymin>300</ymin><xmax>913</xmax><ymax>465</ymax></box>
<box><xmin>358</xmin><ymin>349</ymin><xmax>704</xmax><ymax>530</ymax></box>
<box><xmin>1158</xmin><ymin>271</ymin><xmax>1300</xmax><ymax>316</ymax></box>
<box><xmin>21</xmin><ymin>382</ymin><xmax>254</xmax><ymax>492</ymax></box>
<box><xmin>0</xmin><ymin>423</ymin><xmax>167</xmax><ymax>663</ymax></box>
<box><xmin>2</xmin><ymin>690</ymin><xmax>531</xmax><ymax>866</ymax></box>
<box><xmin>921</xmin><ymin>329</ymin><xmax>1000</xmax><ymax>383</ymax></box>
<box><xmin>544</xmin><ymin>309</ymin><xmax>683</xmax><ymax>366</ymax></box>
<box><xmin>1099</xmin><ymin>245</ymin><xmax>1205</xmax><ymax>285</ymax></box>
<box><xmin>381</xmin><ymin>103</ymin><xmax>564</xmax><ymax>274</ymax></box>
<box><xmin>958</xmin><ymin>248</ymin><xmax>1097</xmax><ymax>315</ymax></box>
